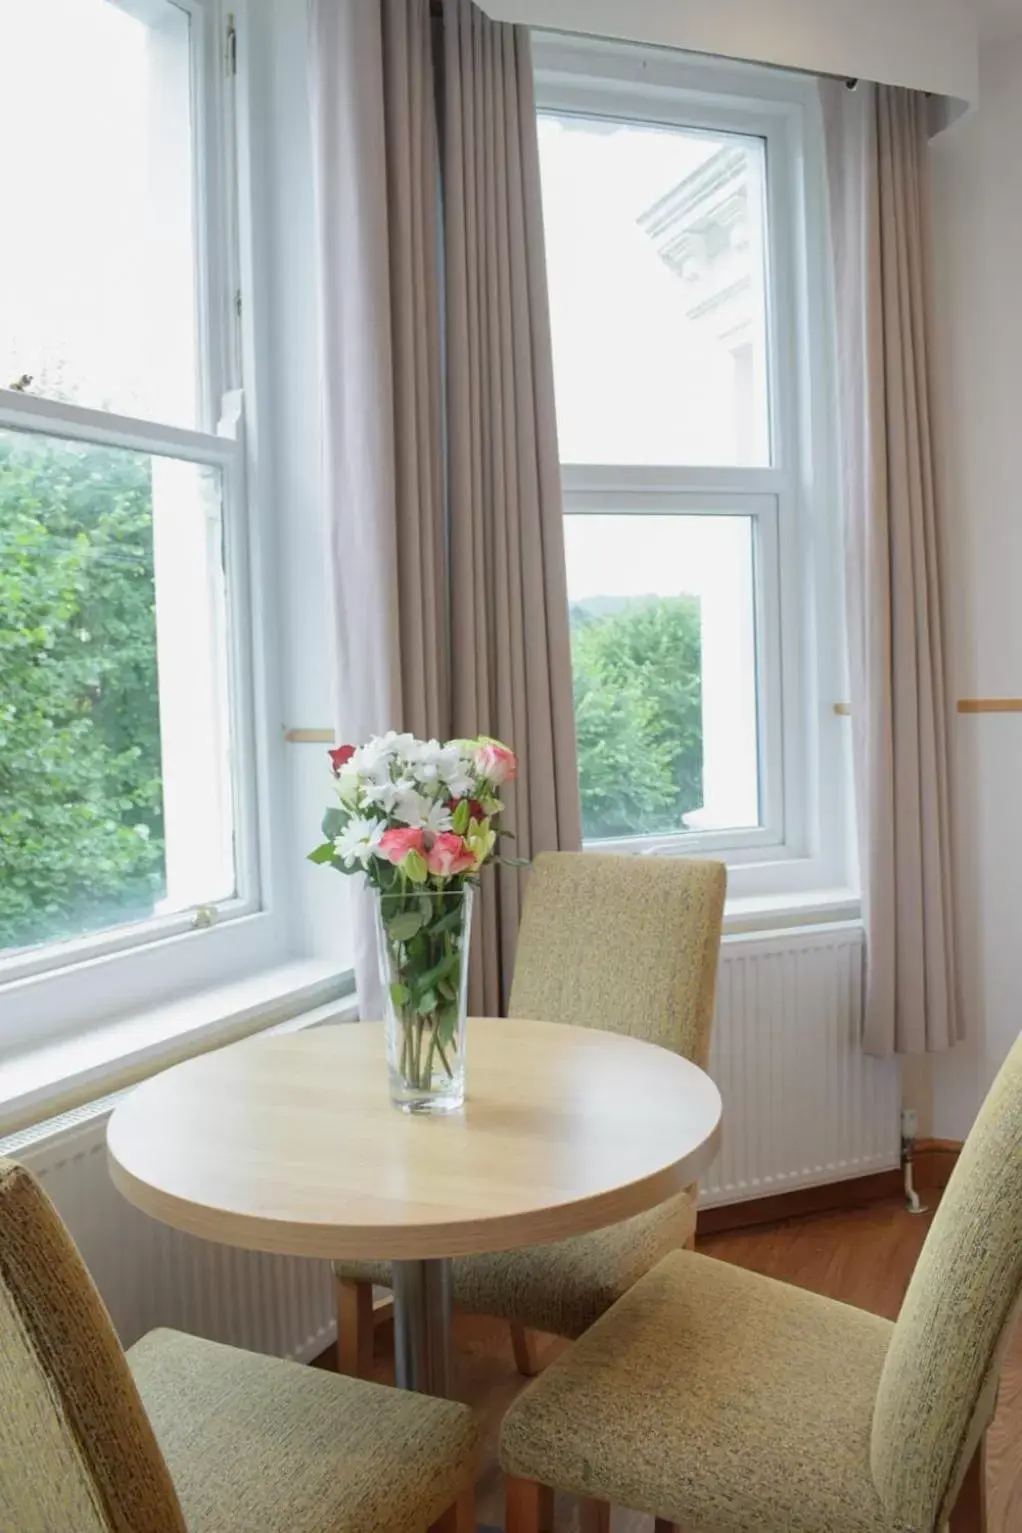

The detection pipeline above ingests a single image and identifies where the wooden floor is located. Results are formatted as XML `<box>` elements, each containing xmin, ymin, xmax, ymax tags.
<box><xmin>356</xmin><ymin>1196</ymin><xmax>1022</xmax><ymax>1531</ymax></box>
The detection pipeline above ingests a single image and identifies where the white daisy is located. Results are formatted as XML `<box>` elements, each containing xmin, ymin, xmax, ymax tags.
<box><xmin>361</xmin><ymin>776</ymin><xmax>413</xmax><ymax>814</ymax></box>
<box><xmin>436</xmin><ymin>745</ymin><xmax>475</xmax><ymax>799</ymax></box>
<box><xmin>333</xmin><ymin>816</ymin><xmax>385</xmax><ymax>868</ymax></box>
<box><xmin>393</xmin><ymin>787</ymin><xmax>453</xmax><ymax>833</ymax></box>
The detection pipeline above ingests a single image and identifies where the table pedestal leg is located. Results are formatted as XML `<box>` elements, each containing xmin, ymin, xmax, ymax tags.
<box><xmin>392</xmin><ymin>1257</ymin><xmax>452</xmax><ymax>1396</ymax></box>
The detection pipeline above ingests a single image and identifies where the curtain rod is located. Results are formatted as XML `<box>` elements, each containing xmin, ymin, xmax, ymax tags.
<box><xmin>433</xmin><ymin>7</ymin><xmax>864</xmax><ymax>87</ymax></box>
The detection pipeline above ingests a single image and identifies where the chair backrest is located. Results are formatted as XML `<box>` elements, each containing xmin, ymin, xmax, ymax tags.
<box><xmin>870</xmin><ymin>1031</ymin><xmax>1022</xmax><ymax>1531</ymax></box>
<box><xmin>0</xmin><ymin>1157</ymin><xmax>186</xmax><ymax>1533</ymax></box>
<box><xmin>507</xmin><ymin>852</ymin><xmax>726</xmax><ymax>1068</ymax></box>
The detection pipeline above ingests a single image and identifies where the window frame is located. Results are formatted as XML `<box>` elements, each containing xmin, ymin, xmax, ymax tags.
<box><xmin>534</xmin><ymin>34</ymin><xmax>851</xmax><ymax>900</ymax></box>
<box><xmin>0</xmin><ymin>0</ymin><xmax>288</xmax><ymax>1045</ymax></box>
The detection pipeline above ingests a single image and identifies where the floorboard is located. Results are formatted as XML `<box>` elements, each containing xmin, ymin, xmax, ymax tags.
<box><xmin>351</xmin><ymin>1196</ymin><xmax>1022</xmax><ymax>1530</ymax></box>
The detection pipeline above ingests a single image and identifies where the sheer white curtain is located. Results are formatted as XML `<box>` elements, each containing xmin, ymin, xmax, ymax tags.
<box><xmin>308</xmin><ymin>0</ymin><xmax>446</xmax><ymax>1018</ymax></box>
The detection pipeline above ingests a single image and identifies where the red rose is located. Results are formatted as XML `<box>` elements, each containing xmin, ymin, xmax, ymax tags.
<box><xmin>329</xmin><ymin>744</ymin><xmax>356</xmax><ymax>776</ymax></box>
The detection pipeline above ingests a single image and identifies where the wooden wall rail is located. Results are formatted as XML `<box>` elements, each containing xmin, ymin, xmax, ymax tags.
<box><xmin>287</xmin><ymin>704</ymin><xmax>1022</xmax><ymax>741</ymax></box>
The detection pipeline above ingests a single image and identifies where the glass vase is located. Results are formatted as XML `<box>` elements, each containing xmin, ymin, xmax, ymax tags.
<box><xmin>373</xmin><ymin>885</ymin><xmax>473</xmax><ymax>1113</ymax></box>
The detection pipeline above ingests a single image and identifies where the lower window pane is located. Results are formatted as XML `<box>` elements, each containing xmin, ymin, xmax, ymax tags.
<box><xmin>565</xmin><ymin>514</ymin><xmax>760</xmax><ymax>842</ymax></box>
<box><xmin>0</xmin><ymin>427</ymin><xmax>236</xmax><ymax>958</ymax></box>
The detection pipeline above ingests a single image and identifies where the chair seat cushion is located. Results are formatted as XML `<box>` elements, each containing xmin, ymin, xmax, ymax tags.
<box><xmin>335</xmin><ymin>1190</ymin><xmax>696</xmax><ymax>1340</ymax></box>
<box><xmin>128</xmin><ymin>1329</ymin><xmax>478</xmax><ymax>1533</ymax></box>
<box><xmin>500</xmin><ymin>1249</ymin><xmax>898</xmax><ymax>1533</ymax></box>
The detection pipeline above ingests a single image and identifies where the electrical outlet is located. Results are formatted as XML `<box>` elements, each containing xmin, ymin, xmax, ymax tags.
<box><xmin>901</xmin><ymin>1107</ymin><xmax>919</xmax><ymax>1141</ymax></box>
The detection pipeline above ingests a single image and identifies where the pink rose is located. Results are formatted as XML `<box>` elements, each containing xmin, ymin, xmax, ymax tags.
<box><xmin>475</xmin><ymin>740</ymin><xmax>517</xmax><ymax>786</ymax></box>
<box><xmin>425</xmin><ymin>832</ymin><xmax>477</xmax><ymax>877</ymax></box>
<box><xmin>378</xmin><ymin>827</ymin><xmax>427</xmax><ymax>866</ymax></box>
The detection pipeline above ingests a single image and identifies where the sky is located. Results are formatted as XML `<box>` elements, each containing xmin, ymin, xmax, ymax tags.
<box><xmin>0</xmin><ymin>0</ymin><xmax>197</xmax><ymax>424</ymax></box>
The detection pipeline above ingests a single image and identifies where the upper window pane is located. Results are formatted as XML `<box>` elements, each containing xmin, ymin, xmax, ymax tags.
<box><xmin>0</xmin><ymin>426</ymin><xmax>236</xmax><ymax>959</ymax></box>
<box><xmin>0</xmin><ymin>0</ymin><xmax>200</xmax><ymax>427</ymax></box>
<box><xmin>538</xmin><ymin>113</ymin><xmax>771</xmax><ymax>468</ymax></box>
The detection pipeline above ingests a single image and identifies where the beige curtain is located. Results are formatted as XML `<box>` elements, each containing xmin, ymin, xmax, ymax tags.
<box><xmin>310</xmin><ymin>0</ymin><xmax>580</xmax><ymax>1019</ymax></box>
<box><xmin>821</xmin><ymin>81</ymin><xmax>962</xmax><ymax>1055</ymax></box>
<box><xmin>442</xmin><ymin>0</ymin><xmax>581</xmax><ymax>1015</ymax></box>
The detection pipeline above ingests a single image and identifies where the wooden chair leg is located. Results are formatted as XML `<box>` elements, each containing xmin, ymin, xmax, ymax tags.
<box><xmin>429</xmin><ymin>1484</ymin><xmax>476</xmax><ymax>1532</ymax></box>
<box><xmin>336</xmin><ymin>1278</ymin><xmax>374</xmax><ymax>1378</ymax></box>
<box><xmin>578</xmin><ymin>1497</ymin><xmax>611</xmax><ymax>1533</ymax></box>
<box><xmin>506</xmin><ymin>1476</ymin><xmax>551</xmax><ymax>1533</ymax></box>
<box><xmin>510</xmin><ymin>1322</ymin><xmax>543</xmax><ymax>1377</ymax></box>
<box><xmin>950</xmin><ymin>1438</ymin><xmax>988</xmax><ymax>1532</ymax></box>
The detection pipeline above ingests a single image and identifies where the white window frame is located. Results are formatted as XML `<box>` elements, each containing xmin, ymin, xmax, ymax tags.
<box><xmin>0</xmin><ymin>0</ymin><xmax>289</xmax><ymax>1047</ymax></box>
<box><xmin>534</xmin><ymin>34</ymin><xmax>851</xmax><ymax>901</ymax></box>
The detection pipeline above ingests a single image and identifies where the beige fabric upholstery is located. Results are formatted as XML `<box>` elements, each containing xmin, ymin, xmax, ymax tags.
<box><xmin>501</xmin><ymin>1033</ymin><xmax>1022</xmax><ymax>1532</ymax></box>
<box><xmin>507</xmin><ymin>852</ymin><xmax>726</xmax><ymax>1068</ymax></box>
<box><xmin>0</xmin><ymin>1157</ymin><xmax>479</xmax><ymax>1533</ymax></box>
<box><xmin>871</xmin><ymin>1029</ymin><xmax>1022</xmax><ymax>1529</ymax></box>
<box><xmin>336</xmin><ymin>853</ymin><xmax>725</xmax><ymax>1338</ymax></box>
<box><xmin>501</xmin><ymin>1249</ymin><xmax>895</xmax><ymax>1533</ymax></box>
<box><xmin>0</xmin><ymin>1157</ymin><xmax>187</xmax><ymax>1533</ymax></box>
<box><xmin>129</xmin><ymin>1329</ymin><xmax>479</xmax><ymax>1533</ymax></box>
<box><xmin>340</xmin><ymin>1188</ymin><xmax>697</xmax><ymax>1337</ymax></box>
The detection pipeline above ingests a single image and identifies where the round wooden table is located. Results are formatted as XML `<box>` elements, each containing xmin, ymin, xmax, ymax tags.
<box><xmin>107</xmin><ymin>1018</ymin><xmax>722</xmax><ymax>1395</ymax></box>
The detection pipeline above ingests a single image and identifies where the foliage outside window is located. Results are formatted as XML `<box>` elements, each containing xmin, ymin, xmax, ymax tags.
<box><xmin>0</xmin><ymin>434</ymin><xmax>164</xmax><ymax>951</ymax></box>
<box><xmin>0</xmin><ymin>0</ymin><xmax>244</xmax><ymax>981</ymax></box>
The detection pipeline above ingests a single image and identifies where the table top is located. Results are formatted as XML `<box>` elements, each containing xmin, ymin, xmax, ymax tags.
<box><xmin>107</xmin><ymin>1018</ymin><xmax>722</xmax><ymax>1261</ymax></box>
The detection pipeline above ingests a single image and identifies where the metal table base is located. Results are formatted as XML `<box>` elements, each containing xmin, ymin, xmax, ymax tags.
<box><xmin>391</xmin><ymin>1257</ymin><xmax>453</xmax><ymax>1396</ymax></box>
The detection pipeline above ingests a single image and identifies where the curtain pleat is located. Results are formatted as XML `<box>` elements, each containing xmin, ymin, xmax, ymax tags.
<box><xmin>442</xmin><ymin>0</ymin><xmax>581</xmax><ymax>1015</ymax></box>
<box><xmin>310</xmin><ymin>0</ymin><xmax>580</xmax><ymax>1021</ymax></box>
<box><xmin>822</xmin><ymin>81</ymin><xmax>961</xmax><ymax>1054</ymax></box>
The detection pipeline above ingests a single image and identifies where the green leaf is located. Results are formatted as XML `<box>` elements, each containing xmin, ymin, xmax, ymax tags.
<box><xmin>430</xmin><ymin>904</ymin><xmax>467</xmax><ymax>937</ymax></box>
<box><xmin>389</xmin><ymin>982</ymin><xmax>411</xmax><ymax>1007</ymax></box>
<box><xmin>387</xmin><ymin>909</ymin><xmax>426</xmax><ymax>942</ymax></box>
<box><xmin>415</xmin><ymin>988</ymin><xmax>438</xmax><ymax>1015</ymax></box>
<box><xmin>414</xmin><ymin>949</ymin><xmax>460</xmax><ymax>995</ymax></box>
<box><xmin>451</xmin><ymin>797</ymin><xmax>470</xmax><ymax>834</ymax></box>
<box><xmin>321</xmin><ymin>806</ymin><xmax>345</xmax><ymax>838</ymax></box>
<box><xmin>437</xmin><ymin>978</ymin><xmax>457</xmax><ymax>1002</ymax></box>
<box><xmin>403</xmin><ymin>849</ymin><xmax>428</xmax><ymax>884</ymax></box>
<box><xmin>307</xmin><ymin>842</ymin><xmax>337</xmax><ymax>864</ymax></box>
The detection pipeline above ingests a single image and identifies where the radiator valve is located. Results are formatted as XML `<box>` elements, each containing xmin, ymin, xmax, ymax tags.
<box><xmin>901</xmin><ymin>1108</ymin><xmax>928</xmax><ymax>1215</ymax></box>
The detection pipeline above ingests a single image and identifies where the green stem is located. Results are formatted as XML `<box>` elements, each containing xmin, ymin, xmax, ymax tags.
<box><xmin>433</xmin><ymin>1027</ymin><xmax>453</xmax><ymax>1079</ymax></box>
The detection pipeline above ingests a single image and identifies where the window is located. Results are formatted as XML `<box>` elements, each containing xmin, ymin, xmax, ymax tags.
<box><xmin>535</xmin><ymin>38</ymin><xmax>849</xmax><ymax>892</ymax></box>
<box><xmin>0</xmin><ymin>0</ymin><xmax>258</xmax><ymax>1003</ymax></box>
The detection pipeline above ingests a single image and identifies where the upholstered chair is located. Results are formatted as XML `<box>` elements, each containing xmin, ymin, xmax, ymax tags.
<box><xmin>0</xmin><ymin>1157</ymin><xmax>478</xmax><ymax>1533</ymax></box>
<box><xmin>499</xmin><ymin>1029</ymin><xmax>1022</xmax><ymax>1533</ymax></box>
<box><xmin>334</xmin><ymin>851</ymin><xmax>727</xmax><ymax>1378</ymax></box>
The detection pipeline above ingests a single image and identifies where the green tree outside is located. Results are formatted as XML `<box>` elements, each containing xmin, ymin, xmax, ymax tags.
<box><xmin>570</xmin><ymin>594</ymin><xmax>704</xmax><ymax>841</ymax></box>
<box><xmin>0</xmin><ymin>429</ymin><xmax>166</xmax><ymax>953</ymax></box>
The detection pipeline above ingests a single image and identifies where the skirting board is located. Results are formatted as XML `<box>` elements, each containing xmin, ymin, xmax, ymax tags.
<box><xmin>697</xmin><ymin>1139</ymin><xmax>962</xmax><ymax>1236</ymax></box>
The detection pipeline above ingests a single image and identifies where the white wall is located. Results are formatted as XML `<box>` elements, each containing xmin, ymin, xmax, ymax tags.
<box><xmin>928</xmin><ymin>34</ymin><xmax>1022</xmax><ymax>1138</ymax></box>
<box><xmin>482</xmin><ymin>0</ymin><xmax>978</xmax><ymax>120</ymax></box>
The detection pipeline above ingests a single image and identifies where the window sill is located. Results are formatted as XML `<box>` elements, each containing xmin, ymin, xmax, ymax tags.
<box><xmin>722</xmin><ymin>887</ymin><xmax>860</xmax><ymax>936</ymax></box>
<box><xmin>0</xmin><ymin>960</ymin><xmax>355</xmax><ymax>1140</ymax></box>
<box><xmin>0</xmin><ymin>889</ymin><xmax>857</xmax><ymax>1140</ymax></box>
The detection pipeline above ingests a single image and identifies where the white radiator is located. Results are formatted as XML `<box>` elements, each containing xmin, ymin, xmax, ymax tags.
<box><xmin>7</xmin><ymin>1104</ymin><xmax>335</xmax><ymax>1359</ymax></box>
<box><xmin>2</xmin><ymin>923</ymin><xmax>898</xmax><ymax>1359</ymax></box>
<box><xmin>699</xmin><ymin>922</ymin><xmax>901</xmax><ymax>1207</ymax></box>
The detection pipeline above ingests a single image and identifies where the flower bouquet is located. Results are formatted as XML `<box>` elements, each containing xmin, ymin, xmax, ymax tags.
<box><xmin>309</xmin><ymin>731</ymin><xmax>517</xmax><ymax>1112</ymax></box>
